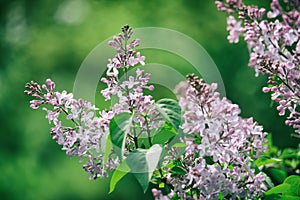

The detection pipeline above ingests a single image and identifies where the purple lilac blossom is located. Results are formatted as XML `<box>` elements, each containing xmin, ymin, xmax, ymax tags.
<box><xmin>215</xmin><ymin>0</ymin><xmax>300</xmax><ymax>135</ymax></box>
<box><xmin>25</xmin><ymin>79</ymin><xmax>117</xmax><ymax>179</ymax></box>
<box><xmin>25</xmin><ymin>25</ymin><xmax>161</xmax><ymax>179</ymax></box>
<box><xmin>155</xmin><ymin>75</ymin><xmax>268</xmax><ymax>199</ymax></box>
<box><xmin>101</xmin><ymin>25</ymin><xmax>162</xmax><ymax>151</ymax></box>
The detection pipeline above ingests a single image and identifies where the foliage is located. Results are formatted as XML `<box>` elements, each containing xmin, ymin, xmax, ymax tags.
<box><xmin>264</xmin><ymin>175</ymin><xmax>300</xmax><ymax>200</ymax></box>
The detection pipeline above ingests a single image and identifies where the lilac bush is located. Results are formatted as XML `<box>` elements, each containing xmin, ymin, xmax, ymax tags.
<box><xmin>215</xmin><ymin>0</ymin><xmax>300</xmax><ymax>136</ymax></box>
<box><xmin>27</xmin><ymin>23</ymin><xmax>300</xmax><ymax>199</ymax></box>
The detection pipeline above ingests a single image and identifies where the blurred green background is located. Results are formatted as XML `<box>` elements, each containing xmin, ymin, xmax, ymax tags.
<box><xmin>1</xmin><ymin>0</ymin><xmax>299</xmax><ymax>199</ymax></box>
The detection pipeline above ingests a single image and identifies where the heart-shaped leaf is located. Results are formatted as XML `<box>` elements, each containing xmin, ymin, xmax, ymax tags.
<box><xmin>155</xmin><ymin>98</ymin><xmax>181</xmax><ymax>131</ymax></box>
<box><xmin>109</xmin><ymin>112</ymin><xmax>132</xmax><ymax>159</ymax></box>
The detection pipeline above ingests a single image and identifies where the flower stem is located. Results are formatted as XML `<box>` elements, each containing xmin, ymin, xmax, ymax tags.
<box><xmin>144</xmin><ymin>115</ymin><xmax>153</xmax><ymax>146</ymax></box>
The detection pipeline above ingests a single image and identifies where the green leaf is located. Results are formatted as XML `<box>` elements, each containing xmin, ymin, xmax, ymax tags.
<box><xmin>109</xmin><ymin>160</ymin><xmax>130</xmax><ymax>193</ymax></box>
<box><xmin>152</xmin><ymin>122</ymin><xmax>182</xmax><ymax>169</ymax></box>
<box><xmin>204</xmin><ymin>156</ymin><xmax>214</xmax><ymax>165</ymax></box>
<box><xmin>284</xmin><ymin>175</ymin><xmax>300</xmax><ymax>184</ymax></box>
<box><xmin>266</xmin><ymin>167</ymin><xmax>287</xmax><ymax>184</ymax></box>
<box><xmin>265</xmin><ymin>175</ymin><xmax>300</xmax><ymax>198</ymax></box>
<box><xmin>127</xmin><ymin>144</ymin><xmax>162</xmax><ymax>193</ymax></box>
<box><xmin>264</xmin><ymin>173</ymin><xmax>275</xmax><ymax>188</ymax></box>
<box><xmin>165</xmin><ymin>161</ymin><xmax>175</xmax><ymax>169</ymax></box>
<box><xmin>159</xmin><ymin>182</ymin><xmax>165</xmax><ymax>188</ymax></box>
<box><xmin>255</xmin><ymin>156</ymin><xmax>281</xmax><ymax>167</ymax></box>
<box><xmin>285</xmin><ymin>159</ymin><xmax>299</xmax><ymax>169</ymax></box>
<box><xmin>103</xmin><ymin>134</ymin><xmax>113</xmax><ymax>166</ymax></box>
<box><xmin>156</xmin><ymin>98</ymin><xmax>181</xmax><ymax>130</ymax></box>
<box><xmin>280</xmin><ymin>195</ymin><xmax>300</xmax><ymax>200</ymax></box>
<box><xmin>219</xmin><ymin>191</ymin><xmax>225</xmax><ymax>200</ymax></box>
<box><xmin>195</xmin><ymin>132</ymin><xmax>202</xmax><ymax>144</ymax></box>
<box><xmin>152</xmin><ymin>122</ymin><xmax>177</xmax><ymax>145</ymax></box>
<box><xmin>170</xmin><ymin>166</ymin><xmax>186</xmax><ymax>176</ymax></box>
<box><xmin>170</xmin><ymin>193</ymin><xmax>179</xmax><ymax>200</ymax></box>
<box><xmin>265</xmin><ymin>183</ymin><xmax>293</xmax><ymax>195</ymax></box>
<box><xmin>284</xmin><ymin>175</ymin><xmax>300</xmax><ymax>196</ymax></box>
<box><xmin>109</xmin><ymin>112</ymin><xmax>131</xmax><ymax>159</ymax></box>
<box><xmin>264</xmin><ymin>194</ymin><xmax>282</xmax><ymax>200</ymax></box>
<box><xmin>280</xmin><ymin>148</ymin><xmax>298</xmax><ymax>159</ymax></box>
<box><xmin>138</xmin><ymin>138</ymin><xmax>150</xmax><ymax>149</ymax></box>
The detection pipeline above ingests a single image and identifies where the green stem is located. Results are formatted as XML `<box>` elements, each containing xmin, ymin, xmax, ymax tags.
<box><xmin>124</xmin><ymin>64</ymin><xmax>139</xmax><ymax>149</ymax></box>
<box><xmin>133</xmin><ymin>135</ymin><xmax>138</xmax><ymax>149</ymax></box>
<box><xmin>144</xmin><ymin>115</ymin><xmax>153</xmax><ymax>146</ymax></box>
<box><xmin>159</xmin><ymin>168</ymin><xmax>164</xmax><ymax>178</ymax></box>
<box><xmin>61</xmin><ymin>107</ymin><xmax>80</xmax><ymax>126</ymax></box>
<box><xmin>132</xmin><ymin>114</ymin><xmax>139</xmax><ymax>149</ymax></box>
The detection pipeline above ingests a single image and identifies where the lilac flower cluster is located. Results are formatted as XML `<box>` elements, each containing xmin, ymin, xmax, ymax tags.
<box><xmin>101</xmin><ymin>25</ymin><xmax>162</xmax><ymax>149</ymax></box>
<box><xmin>159</xmin><ymin>75</ymin><xmax>268</xmax><ymax>199</ymax></box>
<box><xmin>215</xmin><ymin>0</ymin><xmax>300</xmax><ymax>135</ymax></box>
<box><xmin>101</xmin><ymin>25</ymin><xmax>146</xmax><ymax>100</ymax></box>
<box><xmin>25</xmin><ymin>79</ymin><xmax>117</xmax><ymax>179</ymax></box>
<box><xmin>25</xmin><ymin>25</ymin><xmax>161</xmax><ymax>179</ymax></box>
